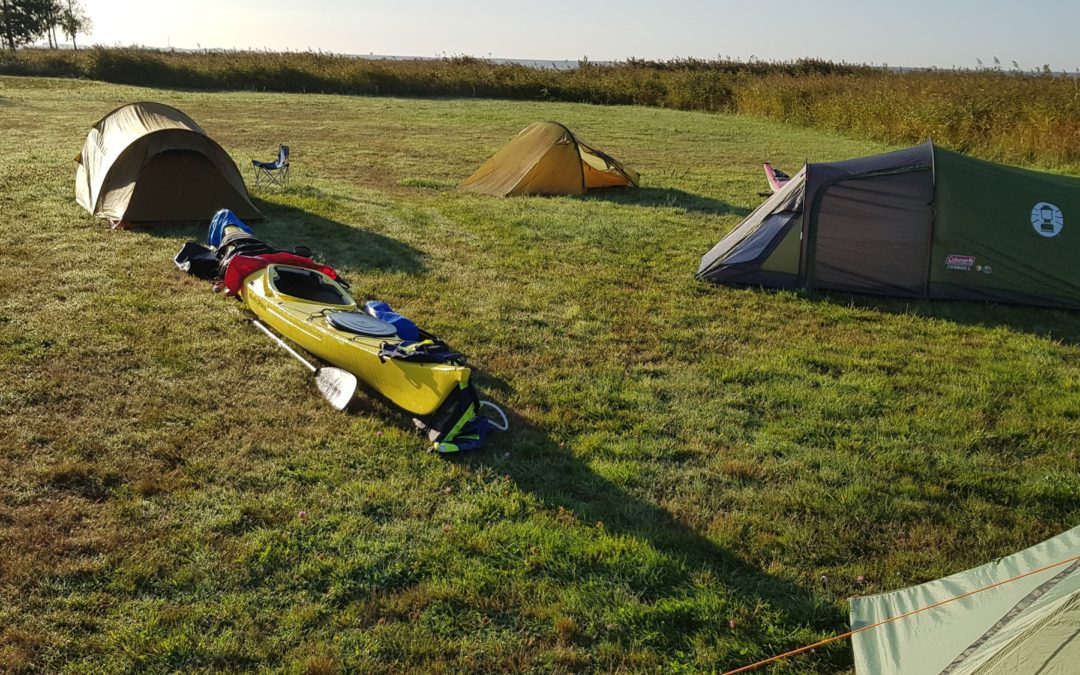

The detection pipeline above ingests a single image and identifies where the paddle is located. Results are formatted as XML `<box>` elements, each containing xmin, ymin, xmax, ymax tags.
<box><xmin>250</xmin><ymin>319</ymin><xmax>358</xmax><ymax>411</ymax></box>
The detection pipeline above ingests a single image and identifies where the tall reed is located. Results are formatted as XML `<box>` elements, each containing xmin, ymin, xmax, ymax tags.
<box><xmin>5</xmin><ymin>48</ymin><xmax>1078</xmax><ymax>170</ymax></box>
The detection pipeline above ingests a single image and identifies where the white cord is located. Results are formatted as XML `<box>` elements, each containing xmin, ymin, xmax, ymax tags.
<box><xmin>479</xmin><ymin>400</ymin><xmax>509</xmax><ymax>431</ymax></box>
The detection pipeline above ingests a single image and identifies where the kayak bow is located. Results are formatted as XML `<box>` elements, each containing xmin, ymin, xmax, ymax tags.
<box><xmin>240</xmin><ymin>263</ymin><xmax>471</xmax><ymax>416</ymax></box>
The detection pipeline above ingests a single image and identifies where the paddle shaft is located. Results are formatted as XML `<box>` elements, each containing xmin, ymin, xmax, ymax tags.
<box><xmin>251</xmin><ymin>319</ymin><xmax>316</xmax><ymax>373</ymax></box>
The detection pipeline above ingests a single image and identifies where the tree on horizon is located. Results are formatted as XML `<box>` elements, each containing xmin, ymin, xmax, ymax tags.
<box><xmin>58</xmin><ymin>0</ymin><xmax>88</xmax><ymax>50</ymax></box>
<box><xmin>0</xmin><ymin>0</ymin><xmax>89</xmax><ymax>51</ymax></box>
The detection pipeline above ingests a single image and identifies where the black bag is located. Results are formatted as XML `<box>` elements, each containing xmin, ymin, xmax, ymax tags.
<box><xmin>173</xmin><ymin>242</ymin><xmax>220</xmax><ymax>280</ymax></box>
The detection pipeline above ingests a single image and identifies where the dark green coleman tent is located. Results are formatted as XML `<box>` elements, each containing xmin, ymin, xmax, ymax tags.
<box><xmin>697</xmin><ymin>142</ymin><xmax>1080</xmax><ymax>309</ymax></box>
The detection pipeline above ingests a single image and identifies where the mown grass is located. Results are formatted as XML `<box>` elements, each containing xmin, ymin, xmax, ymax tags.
<box><xmin>4</xmin><ymin>48</ymin><xmax>1080</xmax><ymax>171</ymax></box>
<box><xmin>0</xmin><ymin>76</ymin><xmax>1078</xmax><ymax>673</ymax></box>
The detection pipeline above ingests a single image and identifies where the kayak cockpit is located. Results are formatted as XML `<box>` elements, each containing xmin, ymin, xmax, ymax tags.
<box><xmin>268</xmin><ymin>265</ymin><xmax>353</xmax><ymax>306</ymax></box>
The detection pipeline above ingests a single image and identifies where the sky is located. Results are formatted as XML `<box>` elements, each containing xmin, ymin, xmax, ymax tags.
<box><xmin>75</xmin><ymin>0</ymin><xmax>1080</xmax><ymax>71</ymax></box>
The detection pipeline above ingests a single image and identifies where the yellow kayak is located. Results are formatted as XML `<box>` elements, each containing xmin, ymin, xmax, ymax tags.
<box><xmin>240</xmin><ymin>263</ymin><xmax>471</xmax><ymax>416</ymax></box>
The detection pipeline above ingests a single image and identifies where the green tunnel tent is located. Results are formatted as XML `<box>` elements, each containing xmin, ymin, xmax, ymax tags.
<box><xmin>75</xmin><ymin>102</ymin><xmax>261</xmax><ymax>227</ymax></box>
<box><xmin>850</xmin><ymin>525</ymin><xmax>1080</xmax><ymax>674</ymax></box>
<box><xmin>697</xmin><ymin>141</ymin><xmax>1080</xmax><ymax>309</ymax></box>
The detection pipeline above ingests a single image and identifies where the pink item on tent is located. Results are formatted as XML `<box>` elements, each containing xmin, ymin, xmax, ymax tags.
<box><xmin>763</xmin><ymin>163</ymin><xmax>791</xmax><ymax>193</ymax></box>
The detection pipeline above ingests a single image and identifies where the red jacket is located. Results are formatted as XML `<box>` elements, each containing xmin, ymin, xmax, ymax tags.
<box><xmin>223</xmin><ymin>253</ymin><xmax>338</xmax><ymax>296</ymax></box>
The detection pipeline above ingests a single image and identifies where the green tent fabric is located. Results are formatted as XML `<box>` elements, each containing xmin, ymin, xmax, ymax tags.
<box><xmin>850</xmin><ymin>526</ymin><xmax>1080</xmax><ymax>674</ymax></box>
<box><xmin>931</xmin><ymin>148</ymin><xmax>1080</xmax><ymax>306</ymax></box>
<box><xmin>698</xmin><ymin>142</ymin><xmax>1080</xmax><ymax>309</ymax></box>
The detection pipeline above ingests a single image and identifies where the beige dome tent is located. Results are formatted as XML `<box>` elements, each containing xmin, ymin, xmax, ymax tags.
<box><xmin>459</xmin><ymin>121</ymin><xmax>639</xmax><ymax>197</ymax></box>
<box><xmin>75</xmin><ymin>102</ymin><xmax>261</xmax><ymax>227</ymax></box>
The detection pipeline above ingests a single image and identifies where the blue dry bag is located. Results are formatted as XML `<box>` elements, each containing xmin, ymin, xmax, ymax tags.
<box><xmin>364</xmin><ymin>300</ymin><xmax>420</xmax><ymax>342</ymax></box>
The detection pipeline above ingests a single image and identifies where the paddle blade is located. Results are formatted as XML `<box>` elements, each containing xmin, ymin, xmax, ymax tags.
<box><xmin>315</xmin><ymin>367</ymin><xmax>358</xmax><ymax>411</ymax></box>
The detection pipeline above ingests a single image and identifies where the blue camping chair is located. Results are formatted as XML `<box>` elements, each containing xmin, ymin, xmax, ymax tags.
<box><xmin>252</xmin><ymin>145</ymin><xmax>290</xmax><ymax>189</ymax></box>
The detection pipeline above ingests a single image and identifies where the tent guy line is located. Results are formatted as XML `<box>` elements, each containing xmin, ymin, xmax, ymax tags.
<box><xmin>723</xmin><ymin>552</ymin><xmax>1080</xmax><ymax>675</ymax></box>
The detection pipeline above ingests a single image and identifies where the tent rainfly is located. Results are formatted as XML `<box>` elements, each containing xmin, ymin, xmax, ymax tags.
<box><xmin>459</xmin><ymin>121</ymin><xmax>639</xmax><ymax>197</ymax></box>
<box><xmin>850</xmin><ymin>526</ymin><xmax>1080</xmax><ymax>674</ymax></box>
<box><xmin>75</xmin><ymin>102</ymin><xmax>261</xmax><ymax>226</ymax></box>
<box><xmin>697</xmin><ymin>141</ymin><xmax>1080</xmax><ymax>309</ymax></box>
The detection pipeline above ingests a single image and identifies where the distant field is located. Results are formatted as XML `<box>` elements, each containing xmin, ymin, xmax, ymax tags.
<box><xmin>4</xmin><ymin>48</ymin><xmax>1080</xmax><ymax>172</ymax></box>
<box><xmin>0</xmin><ymin>76</ymin><xmax>1078</xmax><ymax>673</ymax></box>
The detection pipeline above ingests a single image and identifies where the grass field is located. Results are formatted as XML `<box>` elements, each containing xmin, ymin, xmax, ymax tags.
<box><xmin>1</xmin><ymin>76</ymin><xmax>1078</xmax><ymax>673</ymax></box>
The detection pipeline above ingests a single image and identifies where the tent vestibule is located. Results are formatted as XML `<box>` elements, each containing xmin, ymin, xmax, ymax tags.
<box><xmin>698</xmin><ymin>141</ymin><xmax>1080</xmax><ymax>309</ymax></box>
<box><xmin>75</xmin><ymin>102</ymin><xmax>261</xmax><ymax>226</ymax></box>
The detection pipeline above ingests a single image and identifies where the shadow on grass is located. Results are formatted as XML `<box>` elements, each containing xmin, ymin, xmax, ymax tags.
<box><xmin>801</xmin><ymin>289</ymin><xmax>1080</xmax><ymax>347</ymax></box>
<box><xmin>584</xmin><ymin>186</ymin><xmax>753</xmax><ymax>218</ymax></box>
<box><xmin>454</xmin><ymin>410</ymin><xmax>846</xmax><ymax>670</ymax></box>
<box><xmin>144</xmin><ymin>188</ymin><xmax>426</xmax><ymax>277</ymax></box>
<box><xmin>252</xmin><ymin>195</ymin><xmax>426</xmax><ymax>276</ymax></box>
<box><xmin>336</xmin><ymin>359</ymin><xmax>845</xmax><ymax>669</ymax></box>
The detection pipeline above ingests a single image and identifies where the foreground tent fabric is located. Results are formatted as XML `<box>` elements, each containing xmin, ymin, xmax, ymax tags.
<box><xmin>697</xmin><ymin>141</ymin><xmax>1080</xmax><ymax>309</ymax></box>
<box><xmin>850</xmin><ymin>526</ymin><xmax>1080</xmax><ymax>674</ymax></box>
<box><xmin>459</xmin><ymin>121</ymin><xmax>639</xmax><ymax>196</ymax></box>
<box><xmin>75</xmin><ymin>102</ymin><xmax>261</xmax><ymax>226</ymax></box>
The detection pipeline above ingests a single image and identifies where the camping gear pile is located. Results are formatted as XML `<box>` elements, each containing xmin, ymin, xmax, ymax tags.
<box><xmin>176</xmin><ymin>210</ymin><xmax>504</xmax><ymax>453</ymax></box>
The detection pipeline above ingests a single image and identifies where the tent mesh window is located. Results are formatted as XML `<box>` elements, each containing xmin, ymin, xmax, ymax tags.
<box><xmin>806</xmin><ymin>169</ymin><xmax>934</xmax><ymax>297</ymax></box>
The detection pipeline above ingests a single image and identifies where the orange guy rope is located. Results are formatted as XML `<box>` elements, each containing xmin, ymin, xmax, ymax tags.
<box><xmin>723</xmin><ymin>553</ymin><xmax>1080</xmax><ymax>675</ymax></box>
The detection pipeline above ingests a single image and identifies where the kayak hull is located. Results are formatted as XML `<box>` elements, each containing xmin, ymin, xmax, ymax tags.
<box><xmin>241</xmin><ymin>265</ymin><xmax>470</xmax><ymax>416</ymax></box>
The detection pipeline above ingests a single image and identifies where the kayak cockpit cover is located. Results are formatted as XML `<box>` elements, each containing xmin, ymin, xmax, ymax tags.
<box><xmin>850</xmin><ymin>526</ymin><xmax>1080</xmax><ymax>674</ymax></box>
<box><xmin>459</xmin><ymin>121</ymin><xmax>640</xmax><ymax>196</ymax></box>
<box><xmin>74</xmin><ymin>102</ymin><xmax>261</xmax><ymax>225</ymax></box>
<box><xmin>698</xmin><ymin>141</ymin><xmax>1080</xmax><ymax>309</ymax></box>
